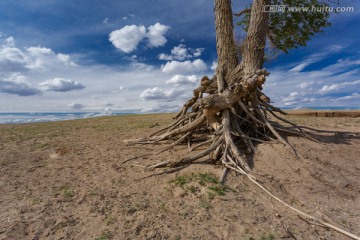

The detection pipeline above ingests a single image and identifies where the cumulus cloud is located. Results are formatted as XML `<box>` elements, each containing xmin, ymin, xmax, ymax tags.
<box><xmin>109</xmin><ymin>25</ymin><xmax>146</xmax><ymax>53</ymax></box>
<box><xmin>193</xmin><ymin>48</ymin><xmax>204</xmax><ymax>57</ymax></box>
<box><xmin>165</xmin><ymin>75</ymin><xmax>198</xmax><ymax>85</ymax></box>
<box><xmin>0</xmin><ymin>48</ymin><xmax>28</xmax><ymax>72</ymax></box>
<box><xmin>0</xmin><ymin>73</ymin><xmax>41</xmax><ymax>96</ymax></box>
<box><xmin>4</xmin><ymin>37</ymin><xmax>15</xmax><ymax>47</ymax></box>
<box><xmin>68</xmin><ymin>102</ymin><xmax>85</xmax><ymax>110</ymax></box>
<box><xmin>0</xmin><ymin>38</ymin><xmax>78</xmax><ymax>72</ymax></box>
<box><xmin>109</xmin><ymin>23</ymin><xmax>170</xmax><ymax>53</ymax></box>
<box><xmin>146</xmin><ymin>23</ymin><xmax>170</xmax><ymax>48</ymax></box>
<box><xmin>140</xmin><ymin>87</ymin><xmax>167</xmax><ymax>100</ymax></box>
<box><xmin>140</xmin><ymin>87</ymin><xmax>185</xmax><ymax>101</ymax></box>
<box><xmin>161</xmin><ymin>59</ymin><xmax>207</xmax><ymax>74</ymax></box>
<box><xmin>158</xmin><ymin>44</ymin><xmax>204</xmax><ymax>61</ymax></box>
<box><xmin>0</xmin><ymin>80</ymin><xmax>41</xmax><ymax>96</ymax></box>
<box><xmin>57</xmin><ymin>53</ymin><xmax>78</xmax><ymax>67</ymax></box>
<box><xmin>159</xmin><ymin>44</ymin><xmax>189</xmax><ymax>61</ymax></box>
<box><xmin>39</xmin><ymin>78</ymin><xmax>85</xmax><ymax>92</ymax></box>
<box><xmin>26</xmin><ymin>46</ymin><xmax>54</xmax><ymax>56</ymax></box>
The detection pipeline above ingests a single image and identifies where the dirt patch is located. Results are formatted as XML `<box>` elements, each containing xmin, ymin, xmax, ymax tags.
<box><xmin>0</xmin><ymin>113</ymin><xmax>360</xmax><ymax>239</ymax></box>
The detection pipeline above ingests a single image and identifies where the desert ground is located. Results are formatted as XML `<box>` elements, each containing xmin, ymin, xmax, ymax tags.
<box><xmin>0</xmin><ymin>111</ymin><xmax>360</xmax><ymax>240</ymax></box>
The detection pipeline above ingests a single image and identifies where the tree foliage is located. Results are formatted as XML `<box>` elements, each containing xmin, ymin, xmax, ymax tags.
<box><xmin>237</xmin><ymin>0</ymin><xmax>331</xmax><ymax>53</ymax></box>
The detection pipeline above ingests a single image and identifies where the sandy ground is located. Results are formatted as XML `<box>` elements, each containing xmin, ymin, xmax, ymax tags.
<box><xmin>0</xmin><ymin>111</ymin><xmax>360</xmax><ymax>240</ymax></box>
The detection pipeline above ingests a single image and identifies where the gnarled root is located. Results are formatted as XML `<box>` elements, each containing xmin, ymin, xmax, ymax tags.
<box><xmin>125</xmin><ymin>68</ymin><xmax>319</xmax><ymax>174</ymax></box>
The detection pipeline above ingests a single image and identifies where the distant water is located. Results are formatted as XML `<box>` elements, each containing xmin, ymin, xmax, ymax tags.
<box><xmin>0</xmin><ymin>112</ymin><xmax>131</xmax><ymax>124</ymax></box>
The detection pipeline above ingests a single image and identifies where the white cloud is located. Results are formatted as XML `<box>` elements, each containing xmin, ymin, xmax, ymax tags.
<box><xmin>327</xmin><ymin>44</ymin><xmax>344</xmax><ymax>53</ymax></box>
<box><xmin>158</xmin><ymin>44</ymin><xmax>204</xmax><ymax>61</ymax></box>
<box><xmin>109</xmin><ymin>25</ymin><xmax>147</xmax><ymax>53</ymax></box>
<box><xmin>68</xmin><ymin>102</ymin><xmax>85</xmax><ymax>110</ymax></box>
<box><xmin>0</xmin><ymin>79</ymin><xmax>41</xmax><ymax>96</ymax></box>
<box><xmin>39</xmin><ymin>78</ymin><xmax>85</xmax><ymax>92</ymax></box>
<box><xmin>122</xmin><ymin>14</ymin><xmax>135</xmax><ymax>21</ymax></box>
<box><xmin>26</xmin><ymin>46</ymin><xmax>54</xmax><ymax>56</ymax></box>
<box><xmin>0</xmin><ymin>38</ymin><xmax>78</xmax><ymax>73</ymax></box>
<box><xmin>335</xmin><ymin>93</ymin><xmax>359</xmax><ymax>101</ymax></box>
<box><xmin>289</xmin><ymin>62</ymin><xmax>312</xmax><ymax>73</ymax></box>
<box><xmin>193</xmin><ymin>48</ymin><xmax>204</xmax><ymax>57</ymax></box>
<box><xmin>4</xmin><ymin>37</ymin><xmax>15</xmax><ymax>47</ymax></box>
<box><xmin>140</xmin><ymin>87</ymin><xmax>167</xmax><ymax>100</ymax></box>
<box><xmin>140</xmin><ymin>103</ymin><xmax>181</xmax><ymax>113</ymax></box>
<box><xmin>319</xmin><ymin>80</ymin><xmax>360</xmax><ymax>94</ymax></box>
<box><xmin>323</xmin><ymin>58</ymin><xmax>360</xmax><ymax>72</ymax></box>
<box><xmin>165</xmin><ymin>74</ymin><xmax>198</xmax><ymax>85</ymax></box>
<box><xmin>0</xmin><ymin>73</ymin><xmax>41</xmax><ymax>96</ymax></box>
<box><xmin>57</xmin><ymin>53</ymin><xmax>78</xmax><ymax>67</ymax></box>
<box><xmin>146</xmin><ymin>23</ymin><xmax>170</xmax><ymax>48</ymax></box>
<box><xmin>109</xmin><ymin>23</ymin><xmax>170</xmax><ymax>53</ymax></box>
<box><xmin>210</xmin><ymin>61</ymin><xmax>218</xmax><ymax>71</ymax></box>
<box><xmin>159</xmin><ymin>44</ymin><xmax>189</xmax><ymax>61</ymax></box>
<box><xmin>161</xmin><ymin>59</ymin><xmax>207</xmax><ymax>74</ymax></box>
<box><xmin>265</xmin><ymin>52</ymin><xmax>360</xmax><ymax>109</ymax></box>
<box><xmin>298</xmin><ymin>82</ymin><xmax>313</xmax><ymax>89</ymax></box>
<box><xmin>283</xmin><ymin>92</ymin><xmax>300</xmax><ymax>102</ymax></box>
<box><xmin>0</xmin><ymin>46</ymin><xmax>28</xmax><ymax>71</ymax></box>
<box><xmin>140</xmin><ymin>87</ymin><xmax>185</xmax><ymax>101</ymax></box>
<box><xmin>124</xmin><ymin>54</ymin><xmax>154</xmax><ymax>71</ymax></box>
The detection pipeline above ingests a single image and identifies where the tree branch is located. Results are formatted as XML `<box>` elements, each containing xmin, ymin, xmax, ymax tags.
<box><xmin>234</xmin><ymin>8</ymin><xmax>251</xmax><ymax>17</ymax></box>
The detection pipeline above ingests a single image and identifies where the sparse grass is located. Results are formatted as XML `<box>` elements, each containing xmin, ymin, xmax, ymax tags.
<box><xmin>340</xmin><ymin>219</ymin><xmax>347</xmax><ymax>225</ymax></box>
<box><xmin>188</xmin><ymin>185</ymin><xmax>197</xmax><ymax>193</ymax></box>
<box><xmin>95</xmin><ymin>231</ymin><xmax>112</xmax><ymax>240</ymax></box>
<box><xmin>170</xmin><ymin>172</ymin><xmax>232</xmax><ymax>202</ymax></box>
<box><xmin>105</xmin><ymin>216</ymin><xmax>116</xmax><ymax>225</ymax></box>
<box><xmin>197</xmin><ymin>173</ymin><xmax>219</xmax><ymax>186</ymax></box>
<box><xmin>61</xmin><ymin>184</ymin><xmax>75</xmax><ymax>198</ymax></box>
<box><xmin>207</xmin><ymin>191</ymin><xmax>216</xmax><ymax>200</ymax></box>
<box><xmin>208</xmin><ymin>185</ymin><xmax>227</xmax><ymax>196</ymax></box>
<box><xmin>169</xmin><ymin>173</ymin><xmax>219</xmax><ymax>187</ymax></box>
<box><xmin>126</xmin><ymin>206</ymin><xmax>137</xmax><ymax>214</ymax></box>
<box><xmin>32</xmin><ymin>198</ymin><xmax>41</xmax><ymax>205</ymax></box>
<box><xmin>170</xmin><ymin>175</ymin><xmax>189</xmax><ymax>187</ymax></box>
<box><xmin>199</xmin><ymin>199</ymin><xmax>212</xmax><ymax>210</ymax></box>
<box><xmin>260</xmin><ymin>233</ymin><xmax>275</xmax><ymax>240</ymax></box>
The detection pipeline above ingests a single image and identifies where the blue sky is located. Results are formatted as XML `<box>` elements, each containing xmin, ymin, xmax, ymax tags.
<box><xmin>0</xmin><ymin>0</ymin><xmax>359</xmax><ymax>113</ymax></box>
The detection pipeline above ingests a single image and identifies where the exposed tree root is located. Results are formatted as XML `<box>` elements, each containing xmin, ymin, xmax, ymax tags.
<box><xmin>125</xmin><ymin>68</ymin><xmax>350</xmax><ymax>171</ymax></box>
<box><xmin>124</xmin><ymin>70</ymin><xmax>360</xmax><ymax>239</ymax></box>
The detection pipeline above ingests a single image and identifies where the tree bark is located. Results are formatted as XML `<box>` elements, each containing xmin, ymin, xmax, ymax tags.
<box><xmin>241</xmin><ymin>0</ymin><xmax>269</xmax><ymax>75</ymax></box>
<box><xmin>214</xmin><ymin>0</ymin><xmax>238</xmax><ymax>86</ymax></box>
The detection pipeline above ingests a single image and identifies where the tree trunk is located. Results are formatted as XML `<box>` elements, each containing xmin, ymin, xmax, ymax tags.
<box><xmin>241</xmin><ymin>0</ymin><xmax>269</xmax><ymax>75</ymax></box>
<box><xmin>214</xmin><ymin>0</ymin><xmax>238</xmax><ymax>86</ymax></box>
<box><xmin>127</xmin><ymin>0</ymin><xmax>298</xmax><ymax>170</ymax></box>
<box><xmin>124</xmin><ymin>2</ymin><xmax>360</xmax><ymax>238</ymax></box>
